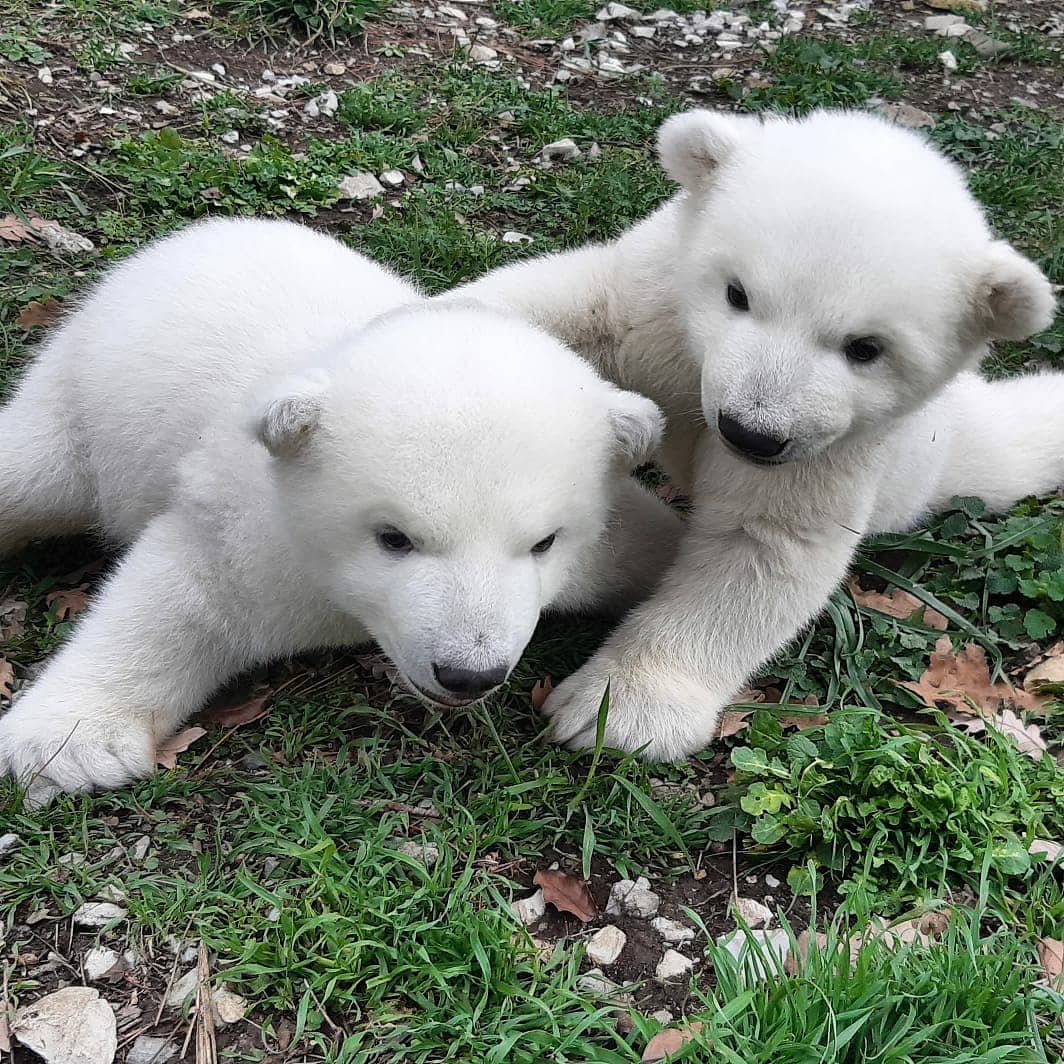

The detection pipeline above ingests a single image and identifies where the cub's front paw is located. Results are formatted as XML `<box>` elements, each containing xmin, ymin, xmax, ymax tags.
<box><xmin>0</xmin><ymin>698</ymin><xmax>155</xmax><ymax>806</ymax></box>
<box><xmin>542</xmin><ymin>653</ymin><xmax>723</xmax><ymax>761</ymax></box>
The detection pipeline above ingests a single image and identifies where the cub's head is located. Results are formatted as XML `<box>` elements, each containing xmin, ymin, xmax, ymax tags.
<box><xmin>658</xmin><ymin>108</ymin><xmax>1056</xmax><ymax>465</ymax></box>
<box><xmin>253</xmin><ymin>303</ymin><xmax>662</xmax><ymax>707</ymax></box>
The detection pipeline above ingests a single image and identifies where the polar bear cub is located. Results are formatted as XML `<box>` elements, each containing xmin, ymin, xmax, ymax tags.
<box><xmin>0</xmin><ymin>218</ymin><xmax>680</xmax><ymax>801</ymax></box>
<box><xmin>456</xmin><ymin>109</ymin><xmax>1060</xmax><ymax>758</ymax></box>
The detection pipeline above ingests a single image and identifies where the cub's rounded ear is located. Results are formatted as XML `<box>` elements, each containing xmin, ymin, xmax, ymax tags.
<box><xmin>607</xmin><ymin>388</ymin><xmax>665</xmax><ymax>468</ymax></box>
<box><xmin>970</xmin><ymin>241</ymin><xmax>1056</xmax><ymax>341</ymax></box>
<box><xmin>657</xmin><ymin>110</ymin><xmax>750</xmax><ymax>191</ymax></box>
<box><xmin>255</xmin><ymin>370</ymin><xmax>330</xmax><ymax>458</ymax></box>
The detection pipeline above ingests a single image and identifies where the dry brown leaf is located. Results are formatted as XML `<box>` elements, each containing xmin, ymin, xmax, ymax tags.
<box><xmin>902</xmin><ymin>636</ymin><xmax>1046</xmax><ymax>716</ymax></box>
<box><xmin>0</xmin><ymin>213</ymin><xmax>38</xmax><ymax>243</ymax></box>
<box><xmin>716</xmin><ymin>709</ymin><xmax>753</xmax><ymax>738</ymax></box>
<box><xmin>0</xmin><ymin>657</ymin><xmax>13</xmax><ymax>700</ymax></box>
<box><xmin>531</xmin><ymin>677</ymin><xmax>553</xmax><ymax>712</ymax></box>
<box><xmin>0</xmin><ymin>1013</ymin><xmax>10</xmax><ymax>1054</ymax></box>
<box><xmin>1024</xmin><ymin>649</ymin><xmax>1064</xmax><ymax>692</ymax></box>
<box><xmin>201</xmin><ymin>693</ymin><xmax>271</xmax><ymax>729</ymax></box>
<box><xmin>46</xmin><ymin>586</ymin><xmax>91</xmax><ymax>621</ymax></box>
<box><xmin>642</xmin><ymin>1022</ymin><xmax>705</xmax><ymax>1062</ymax></box>
<box><xmin>1030</xmin><ymin>839</ymin><xmax>1062</xmax><ymax>862</ymax></box>
<box><xmin>1038</xmin><ymin>938</ymin><xmax>1063</xmax><ymax>990</ymax></box>
<box><xmin>155</xmin><ymin>727</ymin><xmax>207</xmax><ymax>769</ymax></box>
<box><xmin>0</xmin><ymin>597</ymin><xmax>27</xmax><ymax>641</ymax></box>
<box><xmin>778</xmin><ymin>696</ymin><xmax>829</xmax><ymax>730</ymax></box>
<box><xmin>849</xmin><ymin>577</ymin><xmax>948</xmax><ymax>630</ymax></box>
<box><xmin>16</xmin><ymin>297</ymin><xmax>63</xmax><ymax>330</ymax></box>
<box><xmin>532</xmin><ymin>869</ymin><xmax>597</xmax><ymax>923</ymax></box>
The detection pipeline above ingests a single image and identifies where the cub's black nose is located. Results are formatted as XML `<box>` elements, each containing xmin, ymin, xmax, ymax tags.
<box><xmin>717</xmin><ymin>411</ymin><xmax>789</xmax><ymax>460</ymax></box>
<box><xmin>432</xmin><ymin>663</ymin><xmax>507</xmax><ymax>699</ymax></box>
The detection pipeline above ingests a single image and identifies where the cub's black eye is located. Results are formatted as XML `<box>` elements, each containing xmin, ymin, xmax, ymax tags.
<box><xmin>377</xmin><ymin>528</ymin><xmax>414</xmax><ymax>554</ymax></box>
<box><xmin>844</xmin><ymin>336</ymin><xmax>883</xmax><ymax>364</ymax></box>
<box><xmin>531</xmin><ymin>532</ymin><xmax>557</xmax><ymax>555</ymax></box>
<box><xmin>726</xmin><ymin>282</ymin><xmax>750</xmax><ymax>312</ymax></box>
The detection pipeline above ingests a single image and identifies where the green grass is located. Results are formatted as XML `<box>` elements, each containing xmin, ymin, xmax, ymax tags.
<box><xmin>0</xmin><ymin>2</ymin><xmax>1063</xmax><ymax>1059</ymax></box>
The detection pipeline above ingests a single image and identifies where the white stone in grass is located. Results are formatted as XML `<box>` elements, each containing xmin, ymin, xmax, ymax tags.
<box><xmin>0</xmin><ymin>831</ymin><xmax>20</xmax><ymax>854</ymax></box>
<box><xmin>651</xmin><ymin>916</ymin><xmax>695</xmax><ymax>945</ymax></box>
<box><xmin>764</xmin><ymin>874</ymin><xmax>781</xmax><ymax>890</ymax></box>
<box><xmin>167</xmin><ymin>968</ymin><xmax>199</xmax><ymax>1009</ymax></box>
<box><xmin>650</xmin><ymin>1008</ymin><xmax>673</xmax><ymax>1024</ymax></box>
<box><xmin>501</xmin><ymin>231</ymin><xmax>534</xmax><ymax>245</ymax></box>
<box><xmin>586</xmin><ymin>925</ymin><xmax>627</xmax><ymax>966</ymax></box>
<box><xmin>605</xmin><ymin>876</ymin><xmax>660</xmax><ymax>918</ymax></box>
<box><xmin>97</xmin><ymin>883</ymin><xmax>127</xmax><ymax>904</ymax></box>
<box><xmin>655</xmin><ymin>948</ymin><xmax>695</xmax><ymax>983</ymax></box>
<box><xmin>127</xmin><ymin>1035</ymin><xmax>178</xmax><ymax>1064</ymax></box>
<box><xmin>84</xmin><ymin>946</ymin><xmax>121</xmax><ymax>981</ymax></box>
<box><xmin>511</xmin><ymin>888</ymin><xmax>546</xmax><ymax>925</ymax></box>
<box><xmin>73</xmin><ymin>902</ymin><xmax>126</xmax><ymax>928</ymax></box>
<box><xmin>397</xmin><ymin>840</ymin><xmax>440</xmax><ymax>868</ymax></box>
<box><xmin>58</xmin><ymin>852</ymin><xmax>86</xmax><ymax>868</ymax></box>
<box><xmin>211</xmin><ymin>987</ymin><xmax>246</xmax><ymax>1026</ymax></box>
<box><xmin>535</xmin><ymin>138</ymin><xmax>582</xmax><ymax>164</ymax></box>
<box><xmin>38</xmin><ymin>66</ymin><xmax>53</xmax><ymax>84</ymax></box>
<box><xmin>924</xmin><ymin>13</ymin><xmax>967</xmax><ymax>33</ymax></box>
<box><xmin>130</xmin><ymin>834</ymin><xmax>151</xmax><ymax>861</ymax></box>
<box><xmin>220</xmin><ymin>130</ymin><xmax>239</xmax><ymax>144</ymax></box>
<box><xmin>578</xmin><ymin>967</ymin><xmax>632</xmax><ymax>1002</ymax></box>
<box><xmin>716</xmin><ymin>928</ymin><xmax>791</xmax><ymax>983</ymax></box>
<box><xmin>13</xmin><ymin>986</ymin><xmax>117</xmax><ymax>1064</ymax></box>
<box><xmin>469</xmin><ymin>44</ymin><xmax>498</xmax><ymax>63</ymax></box>
<box><xmin>597</xmin><ymin>2</ymin><xmax>640</xmax><ymax>19</ymax></box>
<box><xmin>734</xmin><ymin>895</ymin><xmax>773</xmax><ymax>929</ymax></box>
<box><xmin>380</xmin><ymin>169</ymin><xmax>405</xmax><ymax>188</ymax></box>
<box><xmin>303</xmin><ymin>90</ymin><xmax>338</xmax><ymax>118</ymax></box>
<box><xmin>337</xmin><ymin>171</ymin><xmax>384</xmax><ymax>201</ymax></box>
<box><xmin>939</xmin><ymin>49</ymin><xmax>958</xmax><ymax>71</ymax></box>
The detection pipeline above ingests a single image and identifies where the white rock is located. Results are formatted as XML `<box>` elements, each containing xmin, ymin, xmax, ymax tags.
<box><xmin>0</xmin><ymin>832</ymin><xmax>19</xmax><ymax>854</ymax></box>
<box><xmin>469</xmin><ymin>44</ymin><xmax>498</xmax><ymax>63</ymax></box>
<box><xmin>511</xmin><ymin>888</ymin><xmax>546</xmax><ymax>925</ymax></box>
<box><xmin>536</xmin><ymin>137</ymin><xmax>581</xmax><ymax>163</ymax></box>
<box><xmin>655</xmin><ymin>948</ymin><xmax>695</xmax><ymax>982</ymax></box>
<box><xmin>578</xmin><ymin>967</ymin><xmax>626</xmax><ymax>998</ymax></box>
<box><xmin>650</xmin><ymin>1008</ymin><xmax>674</xmax><ymax>1024</ymax></box>
<box><xmin>597</xmin><ymin>2</ymin><xmax>640</xmax><ymax>19</ymax></box>
<box><xmin>304</xmin><ymin>89</ymin><xmax>338</xmax><ymax>118</ymax></box>
<box><xmin>939</xmin><ymin>49</ymin><xmax>958</xmax><ymax>71</ymax></box>
<box><xmin>166</xmin><ymin>968</ymin><xmax>199</xmax><ymax>1009</ymax></box>
<box><xmin>337</xmin><ymin>171</ymin><xmax>384</xmax><ymax>201</ymax></box>
<box><xmin>96</xmin><ymin>883</ymin><xmax>127</xmax><ymax>904</ymax></box>
<box><xmin>58</xmin><ymin>852</ymin><xmax>86</xmax><ymax>868</ymax></box>
<box><xmin>324</xmin><ymin>61</ymin><xmax>346</xmax><ymax>75</ymax></box>
<box><xmin>605</xmin><ymin>877</ymin><xmax>660</xmax><ymax>918</ymax></box>
<box><xmin>13</xmin><ymin>987</ymin><xmax>117</xmax><ymax>1064</ymax></box>
<box><xmin>379</xmin><ymin>168</ymin><xmax>405</xmax><ymax>188</ymax></box>
<box><xmin>84</xmin><ymin>946</ymin><xmax>121</xmax><ymax>981</ymax></box>
<box><xmin>586</xmin><ymin>925</ymin><xmax>627</xmax><ymax>966</ymax></box>
<box><xmin>734</xmin><ymin>896</ymin><xmax>773</xmax><ymax>928</ymax></box>
<box><xmin>717</xmin><ymin>928</ymin><xmax>791</xmax><ymax>982</ymax></box>
<box><xmin>154</xmin><ymin>100</ymin><xmax>179</xmax><ymax>115</ymax></box>
<box><xmin>127</xmin><ymin>1035</ymin><xmax>178</xmax><ymax>1064</ymax></box>
<box><xmin>73</xmin><ymin>902</ymin><xmax>126</xmax><ymax>928</ymax></box>
<box><xmin>220</xmin><ymin>130</ymin><xmax>239</xmax><ymax>144</ymax></box>
<box><xmin>501</xmin><ymin>231</ymin><xmax>533</xmax><ymax>244</ymax></box>
<box><xmin>397</xmin><ymin>840</ymin><xmax>439</xmax><ymax>867</ymax></box>
<box><xmin>211</xmin><ymin>987</ymin><xmax>246</xmax><ymax>1026</ymax></box>
<box><xmin>924</xmin><ymin>13</ymin><xmax>967</xmax><ymax>34</ymax></box>
<box><xmin>164</xmin><ymin>936</ymin><xmax>199</xmax><ymax>963</ymax></box>
<box><xmin>38</xmin><ymin>66</ymin><xmax>53</xmax><ymax>84</ymax></box>
<box><xmin>631</xmin><ymin>25</ymin><xmax>656</xmax><ymax>37</ymax></box>
<box><xmin>475</xmin><ymin>15</ymin><xmax>497</xmax><ymax>27</ymax></box>
<box><xmin>764</xmin><ymin>874</ymin><xmax>781</xmax><ymax>889</ymax></box>
<box><xmin>211</xmin><ymin>62</ymin><xmax>226</xmax><ymax>77</ymax></box>
<box><xmin>651</xmin><ymin>916</ymin><xmax>695</xmax><ymax>944</ymax></box>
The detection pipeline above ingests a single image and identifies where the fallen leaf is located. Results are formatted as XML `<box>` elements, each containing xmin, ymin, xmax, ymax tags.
<box><xmin>642</xmin><ymin>1022</ymin><xmax>705</xmax><ymax>1061</ymax></box>
<box><xmin>902</xmin><ymin>636</ymin><xmax>1046</xmax><ymax>716</ymax></box>
<box><xmin>1024</xmin><ymin>649</ymin><xmax>1064</xmax><ymax>692</ymax></box>
<box><xmin>0</xmin><ymin>213</ymin><xmax>37</xmax><ymax>243</ymax></box>
<box><xmin>989</xmin><ymin>709</ymin><xmax>1047</xmax><ymax>762</ymax></box>
<box><xmin>532</xmin><ymin>868</ymin><xmax>597</xmax><ymax>922</ymax></box>
<box><xmin>201</xmin><ymin>692</ymin><xmax>271</xmax><ymax>728</ymax></box>
<box><xmin>1038</xmin><ymin>938</ymin><xmax>1063</xmax><ymax>990</ymax></box>
<box><xmin>16</xmin><ymin>297</ymin><xmax>63</xmax><ymax>330</ymax></box>
<box><xmin>849</xmin><ymin>577</ymin><xmax>947</xmax><ymax>630</ymax></box>
<box><xmin>1030</xmin><ymin>839</ymin><xmax>1062</xmax><ymax>862</ymax></box>
<box><xmin>778</xmin><ymin>696</ymin><xmax>829</xmax><ymax>730</ymax></box>
<box><xmin>0</xmin><ymin>657</ymin><xmax>13</xmax><ymax>700</ymax></box>
<box><xmin>0</xmin><ymin>212</ymin><xmax>93</xmax><ymax>253</ymax></box>
<box><xmin>716</xmin><ymin>709</ymin><xmax>753</xmax><ymax>738</ymax></box>
<box><xmin>0</xmin><ymin>597</ymin><xmax>27</xmax><ymax>640</ymax></box>
<box><xmin>12</xmin><ymin>986</ymin><xmax>116</xmax><ymax>1064</ymax></box>
<box><xmin>531</xmin><ymin>677</ymin><xmax>553</xmax><ymax>712</ymax></box>
<box><xmin>46</xmin><ymin>586</ymin><xmax>90</xmax><ymax>621</ymax></box>
<box><xmin>155</xmin><ymin>727</ymin><xmax>207</xmax><ymax>770</ymax></box>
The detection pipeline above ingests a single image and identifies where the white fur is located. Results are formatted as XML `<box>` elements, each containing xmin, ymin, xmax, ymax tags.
<box><xmin>0</xmin><ymin>218</ymin><xmax>683</xmax><ymax>800</ymax></box>
<box><xmin>455</xmin><ymin>108</ymin><xmax>1061</xmax><ymax>759</ymax></box>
